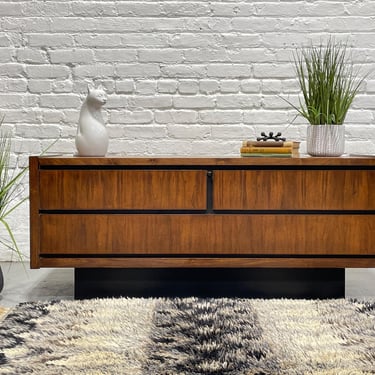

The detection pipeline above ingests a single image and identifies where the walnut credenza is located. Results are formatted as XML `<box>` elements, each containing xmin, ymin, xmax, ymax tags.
<box><xmin>29</xmin><ymin>156</ymin><xmax>375</xmax><ymax>298</ymax></box>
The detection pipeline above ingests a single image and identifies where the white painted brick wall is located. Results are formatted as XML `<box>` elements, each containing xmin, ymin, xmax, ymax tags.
<box><xmin>1</xmin><ymin>0</ymin><xmax>375</xmax><ymax>260</ymax></box>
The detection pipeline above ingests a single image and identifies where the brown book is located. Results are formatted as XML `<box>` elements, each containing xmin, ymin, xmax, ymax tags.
<box><xmin>240</xmin><ymin>146</ymin><xmax>292</xmax><ymax>154</ymax></box>
<box><xmin>242</xmin><ymin>140</ymin><xmax>300</xmax><ymax>149</ymax></box>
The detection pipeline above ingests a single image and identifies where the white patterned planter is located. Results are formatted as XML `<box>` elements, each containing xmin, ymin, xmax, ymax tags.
<box><xmin>306</xmin><ymin>125</ymin><xmax>345</xmax><ymax>157</ymax></box>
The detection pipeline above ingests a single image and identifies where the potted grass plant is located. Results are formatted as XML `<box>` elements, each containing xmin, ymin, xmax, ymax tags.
<box><xmin>291</xmin><ymin>38</ymin><xmax>365</xmax><ymax>156</ymax></box>
<box><xmin>0</xmin><ymin>118</ymin><xmax>28</xmax><ymax>293</ymax></box>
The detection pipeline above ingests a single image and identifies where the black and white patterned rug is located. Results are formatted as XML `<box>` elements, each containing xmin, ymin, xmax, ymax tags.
<box><xmin>0</xmin><ymin>298</ymin><xmax>374</xmax><ymax>374</ymax></box>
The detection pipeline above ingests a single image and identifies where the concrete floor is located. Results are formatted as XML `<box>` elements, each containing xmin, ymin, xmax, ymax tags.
<box><xmin>0</xmin><ymin>263</ymin><xmax>74</xmax><ymax>307</ymax></box>
<box><xmin>0</xmin><ymin>262</ymin><xmax>374</xmax><ymax>307</ymax></box>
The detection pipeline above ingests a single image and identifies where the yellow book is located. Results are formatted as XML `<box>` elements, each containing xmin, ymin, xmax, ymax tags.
<box><xmin>240</xmin><ymin>153</ymin><xmax>292</xmax><ymax>158</ymax></box>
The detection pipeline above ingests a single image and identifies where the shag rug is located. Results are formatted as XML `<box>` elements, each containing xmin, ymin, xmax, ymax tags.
<box><xmin>0</xmin><ymin>298</ymin><xmax>374</xmax><ymax>374</ymax></box>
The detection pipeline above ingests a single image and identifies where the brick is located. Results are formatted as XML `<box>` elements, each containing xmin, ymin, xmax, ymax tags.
<box><xmin>28</xmin><ymin>80</ymin><xmax>53</xmax><ymax>93</ymax></box>
<box><xmin>170</xmin><ymin>34</ymin><xmax>219</xmax><ymax>48</ymax></box>
<box><xmin>216</xmin><ymin>95</ymin><xmax>260</xmax><ymax>109</ymax></box>
<box><xmin>109</xmin><ymin>110</ymin><xmax>153</xmax><ymax>124</ymax></box>
<box><xmin>45</xmin><ymin>138</ymin><xmax>75</xmax><ymax>154</ymax></box>
<box><xmin>0</xmin><ymin>94</ymin><xmax>38</xmax><ymax>108</ymax></box>
<box><xmin>157</xmin><ymin>80</ymin><xmax>178</xmax><ymax>94</ymax></box>
<box><xmin>345</xmin><ymin>110</ymin><xmax>373</xmax><ymax>124</ymax></box>
<box><xmin>186</xmin><ymin>18</ymin><xmax>232</xmax><ymax>33</ymax></box>
<box><xmin>0</xmin><ymin>63</ymin><xmax>24</xmax><ymax>77</ymax></box>
<box><xmin>220</xmin><ymin>80</ymin><xmax>240</xmax><ymax>93</ymax></box>
<box><xmin>345</xmin><ymin>2</ymin><xmax>375</xmax><ymax>16</ymax></box>
<box><xmin>128</xmin><ymin>96</ymin><xmax>172</xmax><ymax>109</ymax></box>
<box><xmin>155</xmin><ymin>110</ymin><xmax>198</xmax><ymax>124</ymax></box>
<box><xmin>2</xmin><ymin>18</ymin><xmax>51</xmax><ymax>33</ymax></box>
<box><xmin>211</xmin><ymin>3</ymin><xmax>256</xmax><ymax>17</ymax></box>
<box><xmin>261</xmin><ymin>33</ymin><xmax>315</xmax><ymax>49</ymax></box>
<box><xmin>220</xmin><ymin>34</ymin><xmax>261</xmax><ymax>48</ymax></box>
<box><xmin>139</xmin><ymin>49</ymin><xmax>184</xmax><ymax>64</ymax></box>
<box><xmin>257</xmin><ymin>2</ymin><xmax>345</xmax><ymax>17</ymax></box>
<box><xmin>191</xmin><ymin>141</ymin><xmax>239</xmax><ymax>156</ymax></box>
<box><xmin>162</xmin><ymin>2</ymin><xmax>210</xmax><ymax>16</ymax></box>
<box><xmin>167</xmin><ymin>125</ymin><xmax>210</xmax><ymax>139</ymax></box>
<box><xmin>0</xmin><ymin>48</ymin><xmax>14</xmax><ymax>63</ymax></box>
<box><xmin>116</xmin><ymin>64</ymin><xmax>160</xmax><ymax>78</ymax></box>
<box><xmin>104</xmin><ymin>95</ymin><xmax>128</xmax><ymax>109</ymax></box>
<box><xmin>116</xmin><ymin>80</ymin><xmax>135</xmax><ymax>94</ymax></box>
<box><xmin>123</xmin><ymin>125</ymin><xmax>167</xmax><ymax>139</ymax></box>
<box><xmin>71</xmin><ymin>2</ymin><xmax>117</xmax><ymax>16</ymax></box>
<box><xmin>207</xmin><ymin>64</ymin><xmax>251</xmax><ymax>78</ymax></box>
<box><xmin>42</xmin><ymin>110</ymin><xmax>66</xmax><ymax>124</ymax></box>
<box><xmin>22</xmin><ymin>2</ymin><xmax>70</xmax><ymax>16</ymax></box>
<box><xmin>211</xmin><ymin>125</ymin><xmax>249</xmax><ymax>139</ymax></box>
<box><xmin>178</xmin><ymin>80</ymin><xmax>199</xmax><ymax>95</ymax></box>
<box><xmin>345</xmin><ymin>124</ymin><xmax>375</xmax><ymax>139</ymax></box>
<box><xmin>73</xmin><ymin>64</ymin><xmax>115</xmax><ymax>78</ymax></box>
<box><xmin>1</xmin><ymin>110</ymin><xmax>40</xmax><ymax>124</ymax></box>
<box><xmin>253</xmin><ymin>64</ymin><xmax>295</xmax><ymax>79</ymax></box>
<box><xmin>281</xmin><ymin>79</ymin><xmax>301</xmax><ymax>93</ymax></box>
<box><xmin>16</xmin><ymin>48</ymin><xmax>48</xmax><ymax>64</ymax></box>
<box><xmin>53</xmin><ymin>80</ymin><xmax>74</xmax><ymax>93</ymax></box>
<box><xmin>40</xmin><ymin>94</ymin><xmax>81</xmax><ymax>109</ymax></box>
<box><xmin>184</xmin><ymin>48</ymin><xmax>228</xmax><ymax>64</ymax></box>
<box><xmin>148</xmin><ymin>140</ymin><xmax>192</xmax><ymax>155</ymax></box>
<box><xmin>227</xmin><ymin>48</ymin><xmax>276</xmax><ymax>63</ymax></box>
<box><xmin>200</xmin><ymin>110</ymin><xmax>242</xmax><ymax>124</ymax></box>
<box><xmin>96</xmin><ymin>82</ymin><xmax>113</xmax><ymax>97</ymax></box>
<box><xmin>110</xmin><ymin>140</ymin><xmax>148</xmax><ymax>155</ymax></box>
<box><xmin>26</xmin><ymin>65</ymin><xmax>70</xmax><ymax>79</ymax></box>
<box><xmin>95</xmin><ymin>49</ymin><xmax>137</xmax><ymax>62</ymax></box>
<box><xmin>200</xmin><ymin>80</ymin><xmax>219</xmax><ymax>94</ymax></box>
<box><xmin>120</xmin><ymin>33</ymin><xmax>169</xmax><ymax>48</ymax></box>
<box><xmin>0</xmin><ymin>33</ymin><xmax>10</xmax><ymax>47</ymax></box>
<box><xmin>135</xmin><ymin>81</ymin><xmax>157</xmax><ymax>95</ymax></box>
<box><xmin>117</xmin><ymin>2</ymin><xmax>162</xmax><ymax>16</ymax></box>
<box><xmin>161</xmin><ymin>65</ymin><xmax>206</xmax><ymax>78</ymax></box>
<box><xmin>244</xmin><ymin>110</ymin><xmax>289</xmax><ymax>125</ymax></box>
<box><xmin>49</xmin><ymin>49</ymin><xmax>94</xmax><ymax>64</ymax></box>
<box><xmin>173</xmin><ymin>96</ymin><xmax>215</xmax><ymax>109</ymax></box>
<box><xmin>75</xmin><ymin>34</ymin><xmax>123</xmax><ymax>48</ymax></box>
<box><xmin>241</xmin><ymin>79</ymin><xmax>262</xmax><ymax>93</ymax></box>
<box><xmin>353</xmin><ymin>95</ymin><xmax>375</xmax><ymax>109</ymax></box>
<box><xmin>0</xmin><ymin>79</ymin><xmax>28</xmax><ymax>92</ymax></box>
<box><xmin>28</xmin><ymin>34</ymin><xmax>74</xmax><ymax>48</ymax></box>
<box><xmin>0</xmin><ymin>2</ymin><xmax>21</xmax><ymax>16</ymax></box>
<box><xmin>16</xmin><ymin>124</ymin><xmax>61</xmax><ymax>139</ymax></box>
<box><xmin>262</xmin><ymin>95</ymin><xmax>293</xmax><ymax>110</ymax></box>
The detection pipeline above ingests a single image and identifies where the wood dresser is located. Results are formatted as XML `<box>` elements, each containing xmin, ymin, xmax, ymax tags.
<box><xmin>29</xmin><ymin>156</ymin><xmax>375</xmax><ymax>298</ymax></box>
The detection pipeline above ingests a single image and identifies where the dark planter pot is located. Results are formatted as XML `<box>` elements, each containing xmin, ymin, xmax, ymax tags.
<box><xmin>0</xmin><ymin>266</ymin><xmax>3</xmax><ymax>293</ymax></box>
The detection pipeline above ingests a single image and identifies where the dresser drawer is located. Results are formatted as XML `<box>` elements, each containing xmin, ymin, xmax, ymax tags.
<box><xmin>213</xmin><ymin>170</ymin><xmax>375</xmax><ymax>210</ymax></box>
<box><xmin>39</xmin><ymin>214</ymin><xmax>375</xmax><ymax>256</ymax></box>
<box><xmin>39</xmin><ymin>170</ymin><xmax>207</xmax><ymax>210</ymax></box>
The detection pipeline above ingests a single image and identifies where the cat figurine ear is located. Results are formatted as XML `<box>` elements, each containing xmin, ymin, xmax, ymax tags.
<box><xmin>87</xmin><ymin>84</ymin><xmax>95</xmax><ymax>93</ymax></box>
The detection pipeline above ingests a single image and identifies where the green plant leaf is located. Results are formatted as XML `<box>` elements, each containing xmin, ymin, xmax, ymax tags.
<box><xmin>289</xmin><ymin>38</ymin><xmax>366</xmax><ymax>125</ymax></box>
<box><xmin>0</xmin><ymin>118</ymin><xmax>28</xmax><ymax>261</ymax></box>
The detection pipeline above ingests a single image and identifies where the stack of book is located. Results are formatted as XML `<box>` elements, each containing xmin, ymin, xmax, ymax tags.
<box><xmin>240</xmin><ymin>140</ymin><xmax>300</xmax><ymax>157</ymax></box>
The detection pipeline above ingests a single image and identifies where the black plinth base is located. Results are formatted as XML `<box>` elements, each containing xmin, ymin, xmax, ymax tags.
<box><xmin>74</xmin><ymin>268</ymin><xmax>345</xmax><ymax>300</ymax></box>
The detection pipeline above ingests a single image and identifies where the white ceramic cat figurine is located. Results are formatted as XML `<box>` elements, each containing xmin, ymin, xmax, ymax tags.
<box><xmin>75</xmin><ymin>84</ymin><xmax>108</xmax><ymax>156</ymax></box>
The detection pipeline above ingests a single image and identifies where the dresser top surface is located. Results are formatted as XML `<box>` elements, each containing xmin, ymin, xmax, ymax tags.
<box><xmin>31</xmin><ymin>155</ymin><xmax>375</xmax><ymax>167</ymax></box>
